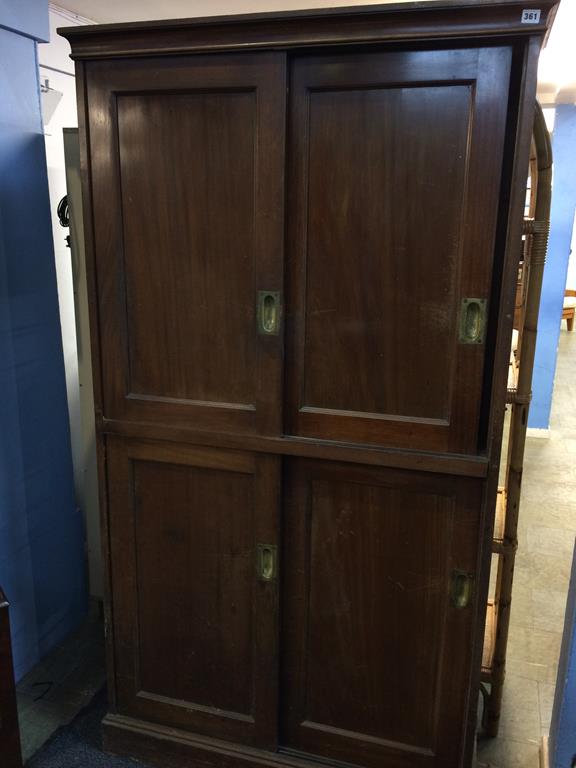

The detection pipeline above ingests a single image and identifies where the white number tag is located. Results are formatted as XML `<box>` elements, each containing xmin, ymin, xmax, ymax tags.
<box><xmin>521</xmin><ymin>9</ymin><xmax>541</xmax><ymax>23</ymax></box>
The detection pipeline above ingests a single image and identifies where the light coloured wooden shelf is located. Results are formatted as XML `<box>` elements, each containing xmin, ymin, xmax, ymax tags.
<box><xmin>483</xmin><ymin>486</ymin><xmax>505</xmax><ymax>682</ymax></box>
<box><xmin>482</xmin><ymin>600</ymin><xmax>497</xmax><ymax>682</ymax></box>
<box><xmin>492</xmin><ymin>487</ymin><xmax>506</xmax><ymax>554</ymax></box>
<box><xmin>506</xmin><ymin>349</ymin><xmax>519</xmax><ymax>403</ymax></box>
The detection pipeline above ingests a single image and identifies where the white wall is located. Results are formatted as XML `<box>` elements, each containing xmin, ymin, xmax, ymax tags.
<box><xmin>43</xmin><ymin>0</ymin><xmax>429</xmax><ymax>24</ymax></box>
<box><xmin>38</xmin><ymin>4</ymin><xmax>102</xmax><ymax>596</ymax></box>
<box><xmin>537</xmin><ymin>0</ymin><xmax>576</xmax><ymax>106</ymax></box>
<box><xmin>39</xmin><ymin>7</ymin><xmax>81</xmax><ymax>501</ymax></box>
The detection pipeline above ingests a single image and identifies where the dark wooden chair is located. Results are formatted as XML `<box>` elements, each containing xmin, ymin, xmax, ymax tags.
<box><xmin>0</xmin><ymin>587</ymin><xmax>23</xmax><ymax>768</ymax></box>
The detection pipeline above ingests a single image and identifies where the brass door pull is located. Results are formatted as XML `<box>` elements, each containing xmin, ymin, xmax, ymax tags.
<box><xmin>256</xmin><ymin>544</ymin><xmax>278</xmax><ymax>581</ymax></box>
<box><xmin>257</xmin><ymin>291</ymin><xmax>281</xmax><ymax>335</ymax></box>
<box><xmin>459</xmin><ymin>298</ymin><xmax>487</xmax><ymax>344</ymax></box>
<box><xmin>450</xmin><ymin>570</ymin><xmax>474</xmax><ymax>608</ymax></box>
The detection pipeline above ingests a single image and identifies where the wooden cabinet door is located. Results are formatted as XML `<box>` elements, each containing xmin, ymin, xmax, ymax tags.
<box><xmin>281</xmin><ymin>459</ymin><xmax>482</xmax><ymax>767</ymax></box>
<box><xmin>85</xmin><ymin>53</ymin><xmax>285</xmax><ymax>435</ymax></box>
<box><xmin>106</xmin><ymin>437</ymin><xmax>279</xmax><ymax>749</ymax></box>
<box><xmin>285</xmin><ymin>47</ymin><xmax>512</xmax><ymax>453</ymax></box>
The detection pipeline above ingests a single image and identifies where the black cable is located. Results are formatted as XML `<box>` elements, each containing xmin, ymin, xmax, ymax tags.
<box><xmin>57</xmin><ymin>194</ymin><xmax>69</xmax><ymax>228</ymax></box>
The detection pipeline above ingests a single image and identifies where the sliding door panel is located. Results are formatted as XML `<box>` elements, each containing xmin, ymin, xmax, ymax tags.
<box><xmin>107</xmin><ymin>437</ymin><xmax>280</xmax><ymax>749</ymax></box>
<box><xmin>285</xmin><ymin>47</ymin><xmax>512</xmax><ymax>452</ymax></box>
<box><xmin>86</xmin><ymin>53</ymin><xmax>286</xmax><ymax>435</ymax></box>
<box><xmin>281</xmin><ymin>459</ymin><xmax>482</xmax><ymax>767</ymax></box>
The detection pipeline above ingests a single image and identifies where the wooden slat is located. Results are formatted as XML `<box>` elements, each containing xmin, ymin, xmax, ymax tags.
<box><xmin>492</xmin><ymin>487</ymin><xmax>506</xmax><ymax>553</ymax></box>
<box><xmin>100</xmin><ymin>418</ymin><xmax>490</xmax><ymax>478</ymax></box>
<box><xmin>506</xmin><ymin>347</ymin><xmax>519</xmax><ymax>403</ymax></box>
<box><xmin>482</xmin><ymin>600</ymin><xmax>497</xmax><ymax>681</ymax></box>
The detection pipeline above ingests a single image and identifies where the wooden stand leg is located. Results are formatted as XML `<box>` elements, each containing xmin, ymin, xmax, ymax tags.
<box><xmin>484</xmin><ymin>672</ymin><xmax>505</xmax><ymax>737</ymax></box>
<box><xmin>0</xmin><ymin>589</ymin><xmax>23</xmax><ymax>768</ymax></box>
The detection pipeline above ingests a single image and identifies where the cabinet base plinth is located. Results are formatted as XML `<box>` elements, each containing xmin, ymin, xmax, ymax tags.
<box><xmin>103</xmin><ymin>713</ymin><xmax>312</xmax><ymax>768</ymax></box>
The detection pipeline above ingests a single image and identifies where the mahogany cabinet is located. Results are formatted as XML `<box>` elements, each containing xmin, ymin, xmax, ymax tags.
<box><xmin>60</xmin><ymin>3</ymin><xmax>557</xmax><ymax>767</ymax></box>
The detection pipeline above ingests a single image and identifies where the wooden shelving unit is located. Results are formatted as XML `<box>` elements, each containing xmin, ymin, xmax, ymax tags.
<box><xmin>480</xmin><ymin>103</ymin><xmax>552</xmax><ymax>737</ymax></box>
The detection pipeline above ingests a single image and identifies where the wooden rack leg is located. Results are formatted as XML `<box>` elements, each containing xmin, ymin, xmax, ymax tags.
<box><xmin>484</xmin><ymin>542</ymin><xmax>517</xmax><ymax>736</ymax></box>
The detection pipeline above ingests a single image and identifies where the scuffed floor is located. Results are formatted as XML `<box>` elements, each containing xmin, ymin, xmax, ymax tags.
<box><xmin>17</xmin><ymin>601</ymin><xmax>105</xmax><ymax>763</ymax></box>
<box><xmin>478</xmin><ymin>328</ymin><xmax>576</xmax><ymax>767</ymax></box>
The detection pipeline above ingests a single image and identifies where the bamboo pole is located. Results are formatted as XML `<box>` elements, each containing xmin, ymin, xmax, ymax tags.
<box><xmin>484</xmin><ymin>102</ymin><xmax>552</xmax><ymax>736</ymax></box>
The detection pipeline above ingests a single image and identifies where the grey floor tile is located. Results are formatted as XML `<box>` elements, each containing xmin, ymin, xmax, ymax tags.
<box><xmin>477</xmin><ymin>736</ymin><xmax>540</xmax><ymax>768</ymax></box>
<box><xmin>508</xmin><ymin>581</ymin><xmax>533</xmax><ymax>628</ymax></box>
<box><xmin>505</xmin><ymin>655</ymin><xmax>558</xmax><ymax>685</ymax></box>
<box><xmin>537</xmin><ymin>681</ymin><xmax>556</xmax><ymax>729</ymax></box>
<box><xmin>532</xmin><ymin>588</ymin><xmax>569</xmax><ymax>633</ymax></box>
<box><xmin>18</xmin><ymin>698</ymin><xmax>78</xmax><ymax>762</ymax></box>
<box><xmin>526</xmin><ymin>525</ymin><xmax>575</xmax><ymax>557</ymax></box>
<box><xmin>16</xmin><ymin>692</ymin><xmax>36</xmax><ymax>716</ymax></box>
<box><xmin>507</xmin><ymin>624</ymin><xmax>562</xmax><ymax>665</ymax></box>
<box><xmin>520</xmin><ymin>551</ymin><xmax>571</xmax><ymax>592</ymax></box>
<box><xmin>59</xmin><ymin>650</ymin><xmax>107</xmax><ymax>699</ymax></box>
<box><xmin>497</xmin><ymin>675</ymin><xmax>540</xmax><ymax>743</ymax></box>
<box><xmin>521</xmin><ymin>493</ymin><xmax>576</xmax><ymax>530</ymax></box>
<box><xmin>480</xmin><ymin>329</ymin><xmax>576</xmax><ymax>762</ymax></box>
<box><xmin>16</xmin><ymin>600</ymin><xmax>105</xmax><ymax>762</ymax></box>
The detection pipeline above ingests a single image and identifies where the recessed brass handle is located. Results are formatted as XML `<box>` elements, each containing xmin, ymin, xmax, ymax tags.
<box><xmin>459</xmin><ymin>298</ymin><xmax>487</xmax><ymax>344</ymax></box>
<box><xmin>257</xmin><ymin>291</ymin><xmax>281</xmax><ymax>336</ymax></box>
<box><xmin>256</xmin><ymin>544</ymin><xmax>278</xmax><ymax>582</ymax></box>
<box><xmin>450</xmin><ymin>570</ymin><xmax>474</xmax><ymax>608</ymax></box>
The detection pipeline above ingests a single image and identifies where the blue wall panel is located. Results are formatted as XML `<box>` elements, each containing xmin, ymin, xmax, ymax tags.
<box><xmin>550</xmin><ymin>542</ymin><xmax>576</xmax><ymax>768</ymax></box>
<box><xmin>0</xmin><ymin>0</ymin><xmax>48</xmax><ymax>41</ymax></box>
<box><xmin>530</xmin><ymin>106</ymin><xmax>576</xmax><ymax>429</ymax></box>
<box><xmin>0</xmin><ymin>10</ymin><xmax>87</xmax><ymax>680</ymax></box>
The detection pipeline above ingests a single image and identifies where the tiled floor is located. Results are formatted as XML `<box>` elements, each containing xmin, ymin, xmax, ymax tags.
<box><xmin>477</xmin><ymin>327</ymin><xmax>576</xmax><ymax>767</ymax></box>
<box><xmin>15</xmin><ymin>332</ymin><xmax>576</xmax><ymax>766</ymax></box>
<box><xmin>17</xmin><ymin>601</ymin><xmax>106</xmax><ymax>763</ymax></box>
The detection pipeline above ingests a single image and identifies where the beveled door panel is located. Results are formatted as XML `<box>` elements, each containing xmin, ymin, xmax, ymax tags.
<box><xmin>86</xmin><ymin>53</ymin><xmax>285</xmax><ymax>434</ymax></box>
<box><xmin>281</xmin><ymin>459</ymin><xmax>482</xmax><ymax>767</ymax></box>
<box><xmin>107</xmin><ymin>437</ymin><xmax>279</xmax><ymax>748</ymax></box>
<box><xmin>286</xmin><ymin>47</ymin><xmax>512</xmax><ymax>453</ymax></box>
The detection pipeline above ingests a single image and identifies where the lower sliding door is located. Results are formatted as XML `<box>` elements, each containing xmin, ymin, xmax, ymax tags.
<box><xmin>281</xmin><ymin>459</ymin><xmax>482</xmax><ymax>768</ymax></box>
<box><xmin>106</xmin><ymin>437</ymin><xmax>280</xmax><ymax>750</ymax></box>
<box><xmin>106</xmin><ymin>439</ymin><xmax>482</xmax><ymax>766</ymax></box>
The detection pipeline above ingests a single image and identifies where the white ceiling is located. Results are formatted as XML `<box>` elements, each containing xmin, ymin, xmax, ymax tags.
<box><xmin>537</xmin><ymin>0</ymin><xmax>576</xmax><ymax>105</ymax></box>
<box><xmin>53</xmin><ymin>0</ymin><xmax>576</xmax><ymax>104</ymax></box>
<box><xmin>53</xmin><ymin>0</ymin><xmax>412</xmax><ymax>24</ymax></box>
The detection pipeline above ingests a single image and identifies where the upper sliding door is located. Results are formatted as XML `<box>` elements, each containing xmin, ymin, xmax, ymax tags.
<box><xmin>85</xmin><ymin>53</ymin><xmax>286</xmax><ymax>435</ymax></box>
<box><xmin>285</xmin><ymin>47</ymin><xmax>512</xmax><ymax>454</ymax></box>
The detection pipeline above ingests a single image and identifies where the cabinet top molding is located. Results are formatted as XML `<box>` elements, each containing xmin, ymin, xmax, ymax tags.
<box><xmin>59</xmin><ymin>0</ymin><xmax>558</xmax><ymax>60</ymax></box>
